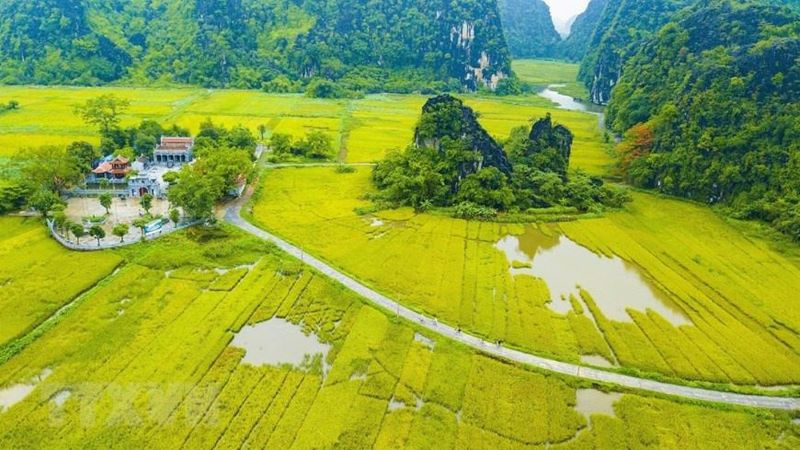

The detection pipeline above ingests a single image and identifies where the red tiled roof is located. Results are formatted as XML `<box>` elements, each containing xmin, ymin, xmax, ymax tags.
<box><xmin>92</xmin><ymin>162</ymin><xmax>112</xmax><ymax>174</ymax></box>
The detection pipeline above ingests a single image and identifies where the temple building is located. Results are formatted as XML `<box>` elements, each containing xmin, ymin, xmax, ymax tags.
<box><xmin>90</xmin><ymin>155</ymin><xmax>130</xmax><ymax>183</ymax></box>
<box><xmin>154</xmin><ymin>137</ymin><xmax>194</xmax><ymax>165</ymax></box>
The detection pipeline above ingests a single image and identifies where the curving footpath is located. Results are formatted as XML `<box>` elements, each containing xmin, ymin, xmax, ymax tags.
<box><xmin>224</xmin><ymin>200</ymin><xmax>800</xmax><ymax>411</ymax></box>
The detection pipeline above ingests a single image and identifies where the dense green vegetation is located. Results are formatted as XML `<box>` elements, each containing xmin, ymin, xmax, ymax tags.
<box><xmin>0</xmin><ymin>0</ymin><xmax>511</xmax><ymax>92</ymax></box>
<box><xmin>608</xmin><ymin>0</ymin><xmax>800</xmax><ymax>241</ymax></box>
<box><xmin>497</xmin><ymin>0</ymin><xmax>560</xmax><ymax>59</ymax></box>
<box><xmin>577</xmin><ymin>0</ymin><xmax>695</xmax><ymax>104</ymax></box>
<box><xmin>557</xmin><ymin>0</ymin><xmax>608</xmax><ymax>62</ymax></box>
<box><xmin>373</xmin><ymin>95</ymin><xmax>627</xmax><ymax>217</ymax></box>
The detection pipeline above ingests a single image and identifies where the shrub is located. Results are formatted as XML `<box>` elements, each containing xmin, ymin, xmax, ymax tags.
<box><xmin>452</xmin><ymin>202</ymin><xmax>497</xmax><ymax>220</ymax></box>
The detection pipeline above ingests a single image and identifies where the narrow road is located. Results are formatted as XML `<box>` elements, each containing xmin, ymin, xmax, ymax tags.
<box><xmin>225</xmin><ymin>199</ymin><xmax>800</xmax><ymax>411</ymax></box>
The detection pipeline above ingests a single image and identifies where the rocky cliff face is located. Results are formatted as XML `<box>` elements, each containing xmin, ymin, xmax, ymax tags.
<box><xmin>415</xmin><ymin>94</ymin><xmax>513</xmax><ymax>181</ymax></box>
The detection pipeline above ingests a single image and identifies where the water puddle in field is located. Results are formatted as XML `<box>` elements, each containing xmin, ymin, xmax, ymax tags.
<box><xmin>50</xmin><ymin>389</ymin><xmax>72</xmax><ymax>407</ymax></box>
<box><xmin>580</xmin><ymin>355</ymin><xmax>617</xmax><ymax>368</ymax></box>
<box><xmin>0</xmin><ymin>368</ymin><xmax>53</xmax><ymax>413</ymax></box>
<box><xmin>574</xmin><ymin>389</ymin><xmax>622</xmax><ymax>422</ymax></box>
<box><xmin>231</xmin><ymin>318</ymin><xmax>331</xmax><ymax>373</ymax></box>
<box><xmin>495</xmin><ymin>227</ymin><xmax>690</xmax><ymax>326</ymax></box>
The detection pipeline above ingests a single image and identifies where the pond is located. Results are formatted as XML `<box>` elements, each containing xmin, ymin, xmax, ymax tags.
<box><xmin>231</xmin><ymin>318</ymin><xmax>331</xmax><ymax>372</ymax></box>
<box><xmin>495</xmin><ymin>227</ymin><xmax>690</xmax><ymax>326</ymax></box>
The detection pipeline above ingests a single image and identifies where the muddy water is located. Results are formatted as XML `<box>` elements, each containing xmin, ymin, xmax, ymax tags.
<box><xmin>231</xmin><ymin>318</ymin><xmax>331</xmax><ymax>370</ymax></box>
<box><xmin>496</xmin><ymin>227</ymin><xmax>690</xmax><ymax>326</ymax></box>
<box><xmin>575</xmin><ymin>389</ymin><xmax>622</xmax><ymax>421</ymax></box>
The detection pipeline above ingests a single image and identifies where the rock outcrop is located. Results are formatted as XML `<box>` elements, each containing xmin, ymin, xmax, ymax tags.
<box><xmin>415</xmin><ymin>94</ymin><xmax>513</xmax><ymax>182</ymax></box>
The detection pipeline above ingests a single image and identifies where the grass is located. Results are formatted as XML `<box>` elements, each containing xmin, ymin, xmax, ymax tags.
<box><xmin>512</xmin><ymin>59</ymin><xmax>590</xmax><ymax>100</ymax></box>
<box><xmin>0</xmin><ymin>86</ymin><xmax>613</xmax><ymax>175</ymax></box>
<box><xmin>250</xmin><ymin>166</ymin><xmax>800</xmax><ymax>387</ymax></box>
<box><xmin>0</xmin><ymin>225</ymin><xmax>796</xmax><ymax>448</ymax></box>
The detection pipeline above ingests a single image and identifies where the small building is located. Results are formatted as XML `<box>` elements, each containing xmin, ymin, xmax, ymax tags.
<box><xmin>131</xmin><ymin>155</ymin><xmax>149</xmax><ymax>172</ymax></box>
<box><xmin>129</xmin><ymin>173</ymin><xmax>165</xmax><ymax>198</ymax></box>
<box><xmin>154</xmin><ymin>137</ymin><xmax>194</xmax><ymax>166</ymax></box>
<box><xmin>90</xmin><ymin>156</ymin><xmax>130</xmax><ymax>183</ymax></box>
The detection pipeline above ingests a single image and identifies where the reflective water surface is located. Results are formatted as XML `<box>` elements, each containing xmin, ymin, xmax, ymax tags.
<box><xmin>0</xmin><ymin>368</ymin><xmax>52</xmax><ymax>412</ymax></box>
<box><xmin>231</xmin><ymin>318</ymin><xmax>331</xmax><ymax>370</ymax></box>
<box><xmin>538</xmin><ymin>85</ymin><xmax>605</xmax><ymax>114</ymax></box>
<box><xmin>496</xmin><ymin>227</ymin><xmax>690</xmax><ymax>326</ymax></box>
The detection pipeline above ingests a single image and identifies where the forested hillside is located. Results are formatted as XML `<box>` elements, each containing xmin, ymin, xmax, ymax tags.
<box><xmin>0</xmin><ymin>0</ymin><xmax>511</xmax><ymax>91</ymax></box>
<box><xmin>557</xmin><ymin>0</ymin><xmax>607</xmax><ymax>62</ymax></box>
<box><xmin>497</xmin><ymin>0</ymin><xmax>560</xmax><ymax>59</ymax></box>
<box><xmin>577</xmin><ymin>0</ymin><xmax>694</xmax><ymax>104</ymax></box>
<box><xmin>608</xmin><ymin>0</ymin><xmax>800</xmax><ymax>240</ymax></box>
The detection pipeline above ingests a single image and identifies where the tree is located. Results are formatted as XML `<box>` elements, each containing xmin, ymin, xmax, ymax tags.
<box><xmin>52</xmin><ymin>210</ymin><xmax>68</xmax><ymax>235</ymax></box>
<box><xmin>74</xmin><ymin>95</ymin><xmax>130</xmax><ymax>136</ymax></box>
<box><xmin>67</xmin><ymin>141</ymin><xmax>99</xmax><ymax>172</ymax></box>
<box><xmin>169</xmin><ymin>208</ymin><xmax>181</xmax><ymax>227</ymax></box>
<box><xmin>28</xmin><ymin>188</ymin><xmax>61</xmax><ymax>218</ymax></box>
<box><xmin>70</xmin><ymin>223</ymin><xmax>87</xmax><ymax>244</ymax></box>
<box><xmin>269</xmin><ymin>133</ymin><xmax>293</xmax><ymax>155</ymax></box>
<box><xmin>112</xmin><ymin>223</ymin><xmax>129</xmax><ymax>242</ymax></box>
<box><xmin>132</xmin><ymin>217</ymin><xmax>150</xmax><ymax>240</ymax></box>
<box><xmin>618</xmin><ymin>123</ymin><xmax>654</xmax><ymax>182</ymax></box>
<box><xmin>140</xmin><ymin>193</ymin><xmax>153</xmax><ymax>214</ymax></box>
<box><xmin>297</xmin><ymin>131</ymin><xmax>334</xmax><ymax>159</ymax></box>
<box><xmin>99</xmin><ymin>193</ymin><xmax>113</xmax><ymax>215</ymax></box>
<box><xmin>257</xmin><ymin>124</ymin><xmax>267</xmax><ymax>141</ymax></box>
<box><xmin>19</xmin><ymin>146</ymin><xmax>84</xmax><ymax>194</ymax></box>
<box><xmin>89</xmin><ymin>225</ymin><xmax>106</xmax><ymax>247</ymax></box>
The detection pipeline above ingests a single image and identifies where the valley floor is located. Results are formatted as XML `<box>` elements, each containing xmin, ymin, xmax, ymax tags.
<box><xmin>1</xmin><ymin>62</ymin><xmax>800</xmax><ymax>447</ymax></box>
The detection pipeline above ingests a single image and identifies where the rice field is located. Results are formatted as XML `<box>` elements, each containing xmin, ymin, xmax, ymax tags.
<box><xmin>0</xmin><ymin>226</ymin><xmax>796</xmax><ymax>448</ymax></box>
<box><xmin>0</xmin><ymin>217</ymin><xmax>122</xmax><ymax>348</ymax></box>
<box><xmin>0</xmin><ymin>86</ymin><xmax>612</xmax><ymax>174</ymax></box>
<box><xmin>512</xmin><ymin>59</ymin><xmax>590</xmax><ymax>100</ymax></box>
<box><xmin>251</xmin><ymin>167</ymin><xmax>800</xmax><ymax>387</ymax></box>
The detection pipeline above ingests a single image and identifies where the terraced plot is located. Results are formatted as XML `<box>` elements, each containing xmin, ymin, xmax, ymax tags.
<box><xmin>251</xmin><ymin>167</ymin><xmax>800</xmax><ymax>386</ymax></box>
<box><xmin>0</xmin><ymin>226</ymin><xmax>796</xmax><ymax>449</ymax></box>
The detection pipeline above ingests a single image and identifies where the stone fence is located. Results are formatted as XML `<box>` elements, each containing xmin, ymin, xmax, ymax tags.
<box><xmin>47</xmin><ymin>219</ymin><xmax>202</xmax><ymax>251</ymax></box>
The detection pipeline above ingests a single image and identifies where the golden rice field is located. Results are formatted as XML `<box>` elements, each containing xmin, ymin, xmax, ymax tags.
<box><xmin>0</xmin><ymin>217</ymin><xmax>121</xmax><ymax>347</ymax></box>
<box><xmin>0</xmin><ymin>85</ymin><xmax>612</xmax><ymax>174</ymax></box>
<box><xmin>0</xmin><ymin>226</ymin><xmax>796</xmax><ymax>448</ymax></box>
<box><xmin>251</xmin><ymin>167</ymin><xmax>800</xmax><ymax>387</ymax></box>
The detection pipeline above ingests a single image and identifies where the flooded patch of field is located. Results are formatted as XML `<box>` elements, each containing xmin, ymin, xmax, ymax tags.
<box><xmin>0</xmin><ymin>368</ymin><xmax>52</xmax><ymax>413</ymax></box>
<box><xmin>574</xmin><ymin>389</ymin><xmax>622</xmax><ymax>422</ymax></box>
<box><xmin>51</xmin><ymin>389</ymin><xmax>72</xmax><ymax>407</ymax></box>
<box><xmin>231</xmin><ymin>318</ymin><xmax>331</xmax><ymax>372</ymax></box>
<box><xmin>496</xmin><ymin>227</ymin><xmax>690</xmax><ymax>326</ymax></box>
